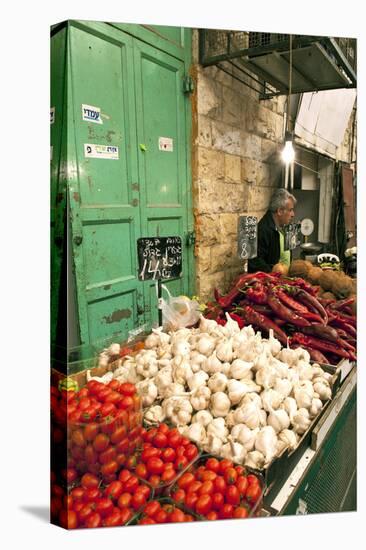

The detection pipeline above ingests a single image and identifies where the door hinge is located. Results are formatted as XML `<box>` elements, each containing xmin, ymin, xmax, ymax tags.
<box><xmin>183</xmin><ymin>75</ymin><xmax>195</xmax><ymax>94</ymax></box>
<box><xmin>186</xmin><ymin>230</ymin><xmax>196</xmax><ymax>246</ymax></box>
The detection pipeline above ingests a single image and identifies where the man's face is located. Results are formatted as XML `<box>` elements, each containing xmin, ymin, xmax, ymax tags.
<box><xmin>277</xmin><ymin>198</ymin><xmax>295</xmax><ymax>226</ymax></box>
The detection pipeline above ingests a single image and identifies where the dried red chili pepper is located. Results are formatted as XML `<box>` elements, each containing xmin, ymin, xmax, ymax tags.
<box><xmin>242</xmin><ymin>305</ymin><xmax>288</xmax><ymax>345</ymax></box>
<box><xmin>290</xmin><ymin>332</ymin><xmax>352</xmax><ymax>360</ymax></box>
<box><xmin>266</xmin><ymin>289</ymin><xmax>311</xmax><ymax>328</ymax></box>
<box><xmin>275</xmin><ymin>287</ymin><xmax>309</xmax><ymax>314</ymax></box>
<box><xmin>286</xmin><ymin>287</ymin><xmax>328</xmax><ymax>324</ymax></box>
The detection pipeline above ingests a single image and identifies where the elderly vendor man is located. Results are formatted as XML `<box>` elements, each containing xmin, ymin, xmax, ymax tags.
<box><xmin>248</xmin><ymin>188</ymin><xmax>296</xmax><ymax>273</ymax></box>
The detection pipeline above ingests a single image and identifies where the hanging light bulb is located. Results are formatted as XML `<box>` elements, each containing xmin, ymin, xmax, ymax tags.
<box><xmin>281</xmin><ymin>138</ymin><xmax>295</xmax><ymax>164</ymax></box>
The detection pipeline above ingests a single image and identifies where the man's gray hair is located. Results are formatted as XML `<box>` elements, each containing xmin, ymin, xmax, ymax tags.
<box><xmin>269</xmin><ymin>188</ymin><xmax>297</xmax><ymax>213</ymax></box>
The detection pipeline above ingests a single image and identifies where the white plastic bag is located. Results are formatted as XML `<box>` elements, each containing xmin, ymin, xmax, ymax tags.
<box><xmin>159</xmin><ymin>284</ymin><xmax>200</xmax><ymax>331</ymax></box>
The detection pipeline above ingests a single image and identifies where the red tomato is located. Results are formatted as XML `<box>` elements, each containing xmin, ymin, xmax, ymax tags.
<box><xmin>198</xmin><ymin>480</ymin><xmax>214</xmax><ymax>496</ymax></box>
<box><xmin>226</xmin><ymin>485</ymin><xmax>240</xmax><ymax>506</ymax></box>
<box><xmin>62</xmin><ymin>468</ymin><xmax>78</xmax><ymax>485</ymax></box>
<box><xmin>120</xmin><ymin>383</ymin><xmax>136</xmax><ymax>396</ymax></box>
<box><xmin>118</xmin><ymin>396</ymin><xmax>134</xmax><ymax>410</ymax></box>
<box><xmin>93</xmin><ymin>433</ymin><xmax>110</xmax><ymax>452</ymax></box>
<box><xmin>195</xmin><ymin>494</ymin><xmax>212</xmax><ymax>516</ymax></box>
<box><xmin>236</xmin><ymin>475</ymin><xmax>249</xmax><ymax>497</ymax></box>
<box><xmin>135</xmin><ymin>484</ymin><xmax>150</xmax><ymax>500</ymax></box>
<box><xmin>101</xmin><ymin>460</ymin><xmax>118</xmax><ymax>478</ymax></box>
<box><xmin>83</xmin><ymin>423</ymin><xmax>99</xmax><ymax>441</ymax></box>
<box><xmin>213</xmin><ymin>476</ymin><xmax>226</xmax><ymax>494</ymax></box>
<box><xmin>118</xmin><ymin>469</ymin><xmax>132</xmax><ymax>483</ymax></box>
<box><xmin>194</xmin><ymin>465</ymin><xmax>206</xmax><ymax>481</ymax></box>
<box><xmin>175</xmin><ymin>445</ymin><xmax>186</xmax><ymax>458</ymax></box>
<box><xmin>161</xmin><ymin>468</ymin><xmax>177</xmax><ymax>484</ymax></box>
<box><xmin>131</xmin><ymin>492</ymin><xmax>147</xmax><ymax>511</ymax></box>
<box><xmin>161</xmin><ymin>448</ymin><xmax>176</xmax><ymax>462</ymax></box>
<box><xmin>70</xmin><ymin>487</ymin><xmax>85</xmax><ymax>502</ymax></box>
<box><xmin>73</xmin><ymin>501</ymin><xmax>84</xmax><ymax>515</ymax></box>
<box><xmin>152</xmin><ymin>432</ymin><xmax>168</xmax><ymax>448</ymax></box>
<box><xmin>103</xmin><ymin>508</ymin><xmax>123</xmax><ymax>527</ymax></box>
<box><xmin>81</xmin><ymin>473</ymin><xmax>99</xmax><ymax>489</ymax></box>
<box><xmin>172</xmin><ymin>488</ymin><xmax>186</xmax><ymax>504</ymax></box>
<box><xmin>117</xmin><ymin>492</ymin><xmax>132</xmax><ymax>509</ymax></box>
<box><xmin>71</xmin><ymin>429</ymin><xmax>86</xmax><ymax>448</ymax></box>
<box><xmin>84</xmin><ymin>445</ymin><xmax>98</xmax><ymax>465</ymax></box>
<box><xmin>245</xmin><ymin>483</ymin><xmax>262</xmax><ymax>506</ymax></box>
<box><xmin>146</xmin><ymin>457</ymin><xmax>164</xmax><ymax>475</ymax></box>
<box><xmin>104</xmin><ymin>391</ymin><xmax>122</xmax><ymax>405</ymax></box>
<box><xmin>104</xmin><ymin>480</ymin><xmax>123</xmax><ymax>501</ymax></box>
<box><xmin>78</xmin><ymin>388</ymin><xmax>89</xmax><ymax>398</ymax></box>
<box><xmin>233</xmin><ymin>506</ymin><xmax>249</xmax><ymax>519</ymax></box>
<box><xmin>50</xmin><ymin>496</ymin><xmax>63</xmax><ymax>519</ymax></box>
<box><xmin>78</xmin><ymin>397</ymin><xmax>91</xmax><ymax>411</ymax></box>
<box><xmin>158</xmin><ymin>423</ymin><xmax>170</xmax><ymax>434</ymax></box>
<box><xmin>218</xmin><ymin>459</ymin><xmax>234</xmax><ymax>474</ymax></box>
<box><xmin>235</xmin><ymin>465</ymin><xmax>245</xmax><ymax>476</ymax></box>
<box><xmin>135</xmin><ymin>463</ymin><xmax>148</xmax><ymax>479</ymax></box>
<box><xmin>175</xmin><ymin>455</ymin><xmax>188</xmax><ymax>471</ymax></box>
<box><xmin>95</xmin><ymin>497</ymin><xmax>114</xmax><ymax>518</ymax></box>
<box><xmin>63</xmin><ymin>495</ymin><xmax>73</xmax><ymax>510</ymax></box>
<box><xmin>99</xmin><ymin>446</ymin><xmax>117</xmax><ymax>465</ymax></box>
<box><xmin>144</xmin><ymin>500</ymin><xmax>161</xmax><ymax>518</ymax></box>
<box><xmin>123</xmin><ymin>475</ymin><xmax>139</xmax><ymax>494</ymax></box>
<box><xmin>212</xmin><ymin>492</ymin><xmax>225</xmax><ymax>511</ymax></box>
<box><xmin>108</xmin><ymin>380</ymin><xmax>121</xmax><ymax>391</ymax></box>
<box><xmin>96</xmin><ymin>388</ymin><xmax>112</xmax><ymax>402</ymax></box>
<box><xmin>110</xmin><ymin>425</ymin><xmax>127</xmax><ymax>445</ymax></box>
<box><xmin>220</xmin><ymin>503</ymin><xmax>234</xmax><ymax>519</ymax></box>
<box><xmin>247</xmin><ymin>474</ymin><xmax>260</xmax><ymax>485</ymax></box>
<box><xmin>100</xmin><ymin>403</ymin><xmax>117</xmax><ymax>417</ymax></box>
<box><xmin>120</xmin><ymin>507</ymin><xmax>133</xmax><ymax>525</ymax></box>
<box><xmin>78</xmin><ymin>503</ymin><xmax>94</xmax><ymax>524</ymax></box>
<box><xmin>85</xmin><ymin>511</ymin><xmax>102</xmax><ymax>528</ymax></box>
<box><xmin>206</xmin><ymin>511</ymin><xmax>218</xmax><ymax>521</ymax></box>
<box><xmin>168</xmin><ymin>433</ymin><xmax>182</xmax><ymax>448</ymax></box>
<box><xmin>139</xmin><ymin>517</ymin><xmax>156</xmax><ymax>525</ymax></box>
<box><xmin>187</xmin><ymin>480</ymin><xmax>202</xmax><ymax>494</ymax></box>
<box><xmin>115</xmin><ymin>437</ymin><xmax>130</xmax><ymax>453</ymax></box>
<box><xmin>154</xmin><ymin>509</ymin><xmax>168</xmax><ymax>524</ymax></box>
<box><xmin>180</xmin><ymin>436</ymin><xmax>190</xmax><ymax>447</ymax></box>
<box><xmin>59</xmin><ymin>509</ymin><xmax>78</xmax><ymax>529</ymax></box>
<box><xmin>147</xmin><ymin>475</ymin><xmax>161</xmax><ymax>488</ymax></box>
<box><xmin>201</xmin><ymin>470</ymin><xmax>217</xmax><ymax>482</ymax></box>
<box><xmin>116</xmin><ymin>453</ymin><xmax>126</xmax><ymax>467</ymax></box>
<box><xmin>224</xmin><ymin>467</ymin><xmax>238</xmax><ymax>486</ymax></box>
<box><xmin>83</xmin><ymin>487</ymin><xmax>101</xmax><ymax>502</ymax></box>
<box><xmin>68</xmin><ymin>410</ymin><xmax>82</xmax><ymax>424</ymax></box>
<box><xmin>170</xmin><ymin>508</ymin><xmax>186</xmax><ymax>523</ymax></box>
<box><xmin>141</xmin><ymin>447</ymin><xmax>160</xmax><ymax>462</ymax></box>
<box><xmin>184</xmin><ymin>492</ymin><xmax>198</xmax><ymax>510</ymax></box>
<box><xmin>184</xmin><ymin>444</ymin><xmax>198</xmax><ymax>461</ymax></box>
<box><xmin>100</xmin><ymin>416</ymin><xmax>117</xmax><ymax>435</ymax></box>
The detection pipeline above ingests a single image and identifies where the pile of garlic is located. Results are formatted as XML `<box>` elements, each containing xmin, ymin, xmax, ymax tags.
<box><xmin>93</xmin><ymin>314</ymin><xmax>334</xmax><ymax>470</ymax></box>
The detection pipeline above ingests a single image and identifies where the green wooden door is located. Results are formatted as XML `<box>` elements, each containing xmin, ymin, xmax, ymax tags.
<box><xmin>66</xmin><ymin>21</ymin><xmax>194</xmax><ymax>344</ymax></box>
<box><xmin>50</xmin><ymin>27</ymin><xmax>67</xmax><ymax>345</ymax></box>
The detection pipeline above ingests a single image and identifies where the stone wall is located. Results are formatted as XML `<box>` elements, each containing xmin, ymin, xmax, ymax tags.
<box><xmin>191</xmin><ymin>30</ymin><xmax>356</xmax><ymax>301</ymax></box>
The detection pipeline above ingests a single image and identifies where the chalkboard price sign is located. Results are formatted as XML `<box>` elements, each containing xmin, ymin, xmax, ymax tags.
<box><xmin>237</xmin><ymin>216</ymin><xmax>258</xmax><ymax>260</ymax></box>
<box><xmin>284</xmin><ymin>222</ymin><xmax>301</xmax><ymax>251</ymax></box>
<box><xmin>137</xmin><ymin>236</ymin><xmax>182</xmax><ymax>281</ymax></box>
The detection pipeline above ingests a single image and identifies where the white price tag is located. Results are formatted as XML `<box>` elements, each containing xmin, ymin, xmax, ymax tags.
<box><xmin>159</xmin><ymin>137</ymin><xmax>173</xmax><ymax>152</ymax></box>
<box><xmin>84</xmin><ymin>144</ymin><xmax>119</xmax><ymax>160</ymax></box>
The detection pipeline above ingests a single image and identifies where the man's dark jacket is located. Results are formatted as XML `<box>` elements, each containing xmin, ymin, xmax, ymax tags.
<box><xmin>248</xmin><ymin>210</ymin><xmax>284</xmax><ymax>273</ymax></box>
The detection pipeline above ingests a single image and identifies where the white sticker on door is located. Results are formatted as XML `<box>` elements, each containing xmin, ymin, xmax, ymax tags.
<box><xmin>82</xmin><ymin>104</ymin><xmax>103</xmax><ymax>124</ymax></box>
<box><xmin>84</xmin><ymin>144</ymin><xmax>119</xmax><ymax>160</ymax></box>
<box><xmin>50</xmin><ymin>107</ymin><xmax>55</xmax><ymax>124</ymax></box>
<box><xmin>159</xmin><ymin>137</ymin><xmax>173</xmax><ymax>152</ymax></box>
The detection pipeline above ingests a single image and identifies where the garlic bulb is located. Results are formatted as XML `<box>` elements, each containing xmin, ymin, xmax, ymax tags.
<box><xmin>192</xmin><ymin>410</ymin><xmax>213</xmax><ymax>427</ymax></box>
<box><xmin>292</xmin><ymin>408</ymin><xmax>311</xmax><ymax>434</ymax></box>
<box><xmin>196</xmin><ymin>335</ymin><xmax>216</xmax><ymax>356</ymax></box>
<box><xmin>274</xmin><ymin>378</ymin><xmax>292</xmax><ymax>399</ymax></box>
<box><xmin>210</xmin><ymin>392</ymin><xmax>231</xmax><ymax>417</ymax></box>
<box><xmin>229</xmin><ymin>359</ymin><xmax>253</xmax><ymax>380</ymax></box>
<box><xmin>221</xmin><ymin>439</ymin><xmax>246</xmax><ymax>463</ymax></box>
<box><xmin>255</xmin><ymin>426</ymin><xmax>278</xmax><ymax>463</ymax></box>
<box><xmin>245</xmin><ymin>450</ymin><xmax>265</xmax><ymax>470</ymax></box>
<box><xmin>267</xmin><ymin>409</ymin><xmax>290</xmax><ymax>433</ymax></box>
<box><xmin>154</xmin><ymin>367</ymin><xmax>173</xmax><ymax>393</ymax></box>
<box><xmin>202</xmin><ymin>352</ymin><xmax>223</xmax><ymax>374</ymax></box>
<box><xmin>108</xmin><ymin>343</ymin><xmax>120</xmax><ymax>356</ymax></box>
<box><xmin>278</xmin><ymin>347</ymin><xmax>298</xmax><ymax>367</ymax></box>
<box><xmin>309</xmin><ymin>398</ymin><xmax>323</xmax><ymax>418</ymax></box>
<box><xmin>86</xmin><ymin>370</ymin><xmax>113</xmax><ymax>384</ymax></box>
<box><xmin>145</xmin><ymin>405</ymin><xmax>165</xmax><ymax>424</ymax></box>
<box><xmin>172</xmin><ymin>358</ymin><xmax>193</xmax><ymax>385</ymax></box>
<box><xmin>233</xmin><ymin>401</ymin><xmax>264</xmax><ymax>430</ymax></box>
<box><xmin>227</xmin><ymin>379</ymin><xmax>250</xmax><ymax>405</ymax></box>
<box><xmin>206</xmin><ymin>417</ymin><xmax>228</xmax><ymax>440</ymax></box>
<box><xmin>280</xmin><ymin>397</ymin><xmax>298</xmax><ymax>421</ymax></box>
<box><xmin>295</xmin><ymin>360</ymin><xmax>314</xmax><ymax>381</ymax></box>
<box><xmin>98</xmin><ymin>352</ymin><xmax>109</xmax><ymax>368</ymax></box>
<box><xmin>163</xmin><ymin>396</ymin><xmax>193</xmax><ymax>426</ymax></box>
<box><xmin>190</xmin><ymin>386</ymin><xmax>211</xmax><ymax>411</ymax></box>
<box><xmin>224</xmin><ymin>312</ymin><xmax>241</xmax><ymax>335</ymax></box>
<box><xmin>216</xmin><ymin>338</ymin><xmax>234</xmax><ymax>363</ymax></box>
<box><xmin>241</xmin><ymin>392</ymin><xmax>262</xmax><ymax>408</ymax></box>
<box><xmin>161</xmin><ymin>382</ymin><xmax>186</xmax><ymax>398</ymax></box>
<box><xmin>181</xmin><ymin>423</ymin><xmax>206</xmax><ymax>445</ymax></box>
<box><xmin>230</xmin><ymin>424</ymin><xmax>258</xmax><ymax>451</ymax></box>
<box><xmin>199</xmin><ymin>314</ymin><xmax>219</xmax><ymax>334</ymax></box>
<box><xmin>260</xmin><ymin>389</ymin><xmax>283</xmax><ymax>412</ymax></box>
<box><xmin>293</xmin><ymin>347</ymin><xmax>311</xmax><ymax>363</ymax></box>
<box><xmin>313</xmin><ymin>382</ymin><xmax>332</xmax><ymax>401</ymax></box>
<box><xmin>278</xmin><ymin>429</ymin><xmax>298</xmax><ymax>451</ymax></box>
<box><xmin>256</xmin><ymin>366</ymin><xmax>277</xmax><ymax>389</ymax></box>
<box><xmin>144</xmin><ymin>332</ymin><xmax>161</xmax><ymax>349</ymax></box>
<box><xmin>204</xmin><ymin>434</ymin><xmax>223</xmax><ymax>455</ymax></box>
<box><xmin>270</xmin><ymin>358</ymin><xmax>290</xmax><ymax>379</ymax></box>
<box><xmin>208</xmin><ymin>372</ymin><xmax>228</xmax><ymax>393</ymax></box>
<box><xmin>186</xmin><ymin>371</ymin><xmax>209</xmax><ymax>391</ymax></box>
<box><xmin>171</xmin><ymin>339</ymin><xmax>191</xmax><ymax>357</ymax></box>
<box><xmin>136</xmin><ymin>379</ymin><xmax>158</xmax><ymax>407</ymax></box>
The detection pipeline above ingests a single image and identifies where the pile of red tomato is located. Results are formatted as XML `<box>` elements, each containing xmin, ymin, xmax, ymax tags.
<box><xmin>132</xmin><ymin>423</ymin><xmax>200</xmax><ymax>491</ymax></box>
<box><xmin>137</xmin><ymin>500</ymin><xmax>196</xmax><ymax>525</ymax></box>
<box><xmin>170</xmin><ymin>456</ymin><xmax>263</xmax><ymax>520</ymax></box>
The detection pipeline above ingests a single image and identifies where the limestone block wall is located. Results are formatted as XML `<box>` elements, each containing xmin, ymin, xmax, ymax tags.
<box><xmin>191</xmin><ymin>31</ymin><xmax>356</xmax><ymax>301</ymax></box>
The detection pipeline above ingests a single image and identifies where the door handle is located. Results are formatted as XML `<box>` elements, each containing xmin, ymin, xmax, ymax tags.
<box><xmin>73</xmin><ymin>236</ymin><xmax>83</xmax><ymax>246</ymax></box>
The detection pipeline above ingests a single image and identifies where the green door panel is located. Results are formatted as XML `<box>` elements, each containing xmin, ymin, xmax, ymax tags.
<box><xmin>145</xmin><ymin>25</ymin><xmax>184</xmax><ymax>48</ymax></box>
<box><xmin>67</xmin><ymin>24</ymin><xmax>144</xmax><ymax>344</ymax></box>
<box><xmin>133</xmin><ymin>39</ymin><xmax>191</xmax><ymax>327</ymax></box>
<box><xmin>50</xmin><ymin>27</ymin><xmax>67</xmax><ymax>345</ymax></box>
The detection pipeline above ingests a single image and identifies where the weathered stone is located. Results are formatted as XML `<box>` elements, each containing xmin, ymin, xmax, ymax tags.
<box><xmin>261</xmin><ymin>138</ymin><xmax>281</xmax><ymax>162</ymax></box>
<box><xmin>197</xmin><ymin>147</ymin><xmax>225</xmax><ymax>182</ymax></box>
<box><xmin>196</xmin><ymin>214</ymin><xmax>223</xmax><ymax>246</ymax></box>
<box><xmin>248</xmin><ymin>184</ymin><xmax>274</xmax><ymax>212</ymax></box>
<box><xmin>240</xmin><ymin>132</ymin><xmax>262</xmax><ymax>160</ymax></box>
<box><xmin>224</xmin><ymin>154</ymin><xmax>241</xmax><ymax>183</ymax></box>
<box><xmin>219</xmin><ymin>213</ymin><xmax>238</xmax><ymax>238</ymax></box>
<box><xmin>241</xmin><ymin>158</ymin><xmax>259</xmax><ymax>185</ymax></box>
<box><xmin>197</xmin><ymin>271</ymin><xmax>226</xmax><ymax>302</ymax></box>
<box><xmin>198</xmin><ymin>180</ymin><xmax>248</xmax><ymax>215</ymax></box>
<box><xmin>210</xmin><ymin>243</ymin><xmax>234</xmax><ymax>272</ymax></box>
<box><xmin>211</xmin><ymin>121</ymin><xmax>241</xmax><ymax>155</ymax></box>
<box><xmin>195</xmin><ymin>245</ymin><xmax>211</xmax><ymax>273</ymax></box>
<box><xmin>197</xmin><ymin>75</ymin><xmax>222</xmax><ymax>120</ymax></box>
<box><xmin>197</xmin><ymin>115</ymin><xmax>212</xmax><ymax>148</ymax></box>
<box><xmin>222</xmin><ymin>86</ymin><xmax>242</xmax><ymax>128</ymax></box>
